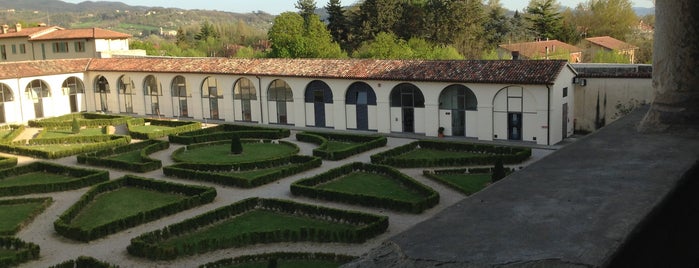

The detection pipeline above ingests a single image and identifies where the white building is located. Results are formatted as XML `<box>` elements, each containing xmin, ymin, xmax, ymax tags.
<box><xmin>0</xmin><ymin>58</ymin><xmax>577</xmax><ymax>145</ymax></box>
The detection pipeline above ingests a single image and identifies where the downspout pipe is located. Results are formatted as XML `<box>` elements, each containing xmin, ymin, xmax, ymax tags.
<box><xmin>546</xmin><ymin>85</ymin><xmax>551</xmax><ymax>146</ymax></box>
<box><xmin>256</xmin><ymin>76</ymin><xmax>264</xmax><ymax>124</ymax></box>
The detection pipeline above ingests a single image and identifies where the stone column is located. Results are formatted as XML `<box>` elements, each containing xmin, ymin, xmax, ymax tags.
<box><xmin>638</xmin><ymin>0</ymin><xmax>699</xmax><ymax>135</ymax></box>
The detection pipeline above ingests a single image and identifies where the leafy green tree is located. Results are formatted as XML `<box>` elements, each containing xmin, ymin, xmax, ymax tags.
<box><xmin>572</xmin><ymin>0</ymin><xmax>637</xmax><ymax>40</ymax></box>
<box><xmin>326</xmin><ymin>0</ymin><xmax>350</xmax><ymax>51</ymax></box>
<box><xmin>395</xmin><ymin>0</ymin><xmax>428</xmax><ymax>41</ymax></box>
<box><xmin>71</xmin><ymin>118</ymin><xmax>80</xmax><ymax>134</ymax></box>
<box><xmin>483</xmin><ymin>0</ymin><xmax>512</xmax><ymax>49</ymax></box>
<box><xmin>268</xmin><ymin>12</ymin><xmax>345</xmax><ymax>58</ymax></box>
<box><xmin>353</xmin><ymin>32</ymin><xmax>413</xmax><ymax>59</ymax></box>
<box><xmin>592</xmin><ymin>50</ymin><xmax>632</xmax><ymax>63</ymax></box>
<box><xmin>295</xmin><ymin>0</ymin><xmax>317</xmax><ymax>22</ymax></box>
<box><xmin>353</xmin><ymin>0</ymin><xmax>403</xmax><ymax>42</ymax></box>
<box><xmin>194</xmin><ymin>21</ymin><xmax>219</xmax><ymax>41</ymax></box>
<box><xmin>525</xmin><ymin>0</ymin><xmax>563</xmax><ymax>40</ymax></box>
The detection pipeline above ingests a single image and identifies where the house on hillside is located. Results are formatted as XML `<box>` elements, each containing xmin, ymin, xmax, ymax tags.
<box><xmin>498</xmin><ymin>40</ymin><xmax>583</xmax><ymax>63</ymax></box>
<box><xmin>0</xmin><ymin>58</ymin><xmax>577</xmax><ymax>145</ymax></box>
<box><xmin>580</xmin><ymin>36</ymin><xmax>638</xmax><ymax>64</ymax></box>
<box><xmin>0</xmin><ymin>24</ymin><xmax>144</xmax><ymax>62</ymax></box>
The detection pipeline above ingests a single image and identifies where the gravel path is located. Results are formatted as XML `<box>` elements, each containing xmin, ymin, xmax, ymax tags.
<box><xmin>4</xmin><ymin>130</ymin><xmax>554</xmax><ymax>267</ymax></box>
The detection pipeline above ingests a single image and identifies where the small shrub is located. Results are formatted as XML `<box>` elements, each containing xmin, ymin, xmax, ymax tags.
<box><xmin>491</xmin><ymin>159</ymin><xmax>506</xmax><ymax>182</ymax></box>
<box><xmin>71</xmin><ymin>118</ymin><xmax>81</xmax><ymax>134</ymax></box>
<box><xmin>230</xmin><ymin>135</ymin><xmax>243</xmax><ymax>154</ymax></box>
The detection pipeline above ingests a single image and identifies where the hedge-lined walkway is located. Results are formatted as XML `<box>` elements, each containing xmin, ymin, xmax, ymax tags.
<box><xmin>8</xmin><ymin>129</ymin><xmax>554</xmax><ymax>268</ymax></box>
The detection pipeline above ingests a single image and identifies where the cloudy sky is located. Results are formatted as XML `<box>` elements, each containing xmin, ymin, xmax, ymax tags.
<box><xmin>61</xmin><ymin>0</ymin><xmax>655</xmax><ymax>14</ymax></box>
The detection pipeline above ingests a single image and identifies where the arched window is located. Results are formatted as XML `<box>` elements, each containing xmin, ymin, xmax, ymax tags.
<box><xmin>233</xmin><ymin>78</ymin><xmax>257</xmax><ymax>100</ymax></box>
<box><xmin>171</xmin><ymin>76</ymin><xmax>188</xmax><ymax>97</ymax></box>
<box><xmin>0</xmin><ymin>83</ymin><xmax>14</xmax><ymax>102</ymax></box>
<box><xmin>390</xmin><ymin>83</ymin><xmax>424</xmax><ymax>108</ymax></box>
<box><xmin>144</xmin><ymin>75</ymin><xmax>161</xmax><ymax>96</ymax></box>
<box><xmin>268</xmin><ymin>79</ymin><xmax>293</xmax><ymax>102</ymax></box>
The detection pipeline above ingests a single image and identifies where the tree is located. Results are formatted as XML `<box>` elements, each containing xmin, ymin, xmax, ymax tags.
<box><xmin>483</xmin><ymin>0</ymin><xmax>512</xmax><ymax>49</ymax></box>
<box><xmin>71</xmin><ymin>118</ymin><xmax>80</xmax><ymax>134</ymax></box>
<box><xmin>268</xmin><ymin>12</ymin><xmax>346</xmax><ymax>58</ymax></box>
<box><xmin>353</xmin><ymin>32</ymin><xmax>413</xmax><ymax>59</ymax></box>
<box><xmin>295</xmin><ymin>0</ymin><xmax>317</xmax><ymax>22</ymax></box>
<box><xmin>230</xmin><ymin>135</ymin><xmax>243</xmax><ymax>154</ymax></box>
<box><xmin>491</xmin><ymin>159</ymin><xmax>507</xmax><ymax>182</ymax></box>
<box><xmin>525</xmin><ymin>0</ymin><xmax>563</xmax><ymax>40</ymax></box>
<box><xmin>352</xmin><ymin>0</ymin><xmax>403</xmax><ymax>43</ymax></box>
<box><xmin>326</xmin><ymin>0</ymin><xmax>350</xmax><ymax>51</ymax></box>
<box><xmin>194</xmin><ymin>21</ymin><xmax>219</xmax><ymax>41</ymax></box>
<box><xmin>572</xmin><ymin>0</ymin><xmax>637</xmax><ymax>40</ymax></box>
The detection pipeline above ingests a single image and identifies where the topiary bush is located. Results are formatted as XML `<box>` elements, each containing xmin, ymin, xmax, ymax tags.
<box><xmin>491</xmin><ymin>158</ymin><xmax>506</xmax><ymax>182</ymax></box>
<box><xmin>230</xmin><ymin>134</ymin><xmax>243</xmax><ymax>154</ymax></box>
<box><xmin>72</xmin><ymin>118</ymin><xmax>80</xmax><ymax>134</ymax></box>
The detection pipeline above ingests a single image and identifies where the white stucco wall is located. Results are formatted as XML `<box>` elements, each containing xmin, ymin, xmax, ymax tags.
<box><xmin>574</xmin><ymin>77</ymin><xmax>653</xmax><ymax>133</ymax></box>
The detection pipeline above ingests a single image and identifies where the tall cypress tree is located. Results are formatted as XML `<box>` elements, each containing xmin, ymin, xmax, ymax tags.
<box><xmin>525</xmin><ymin>0</ymin><xmax>563</xmax><ymax>40</ymax></box>
<box><xmin>295</xmin><ymin>0</ymin><xmax>317</xmax><ymax>24</ymax></box>
<box><xmin>326</xmin><ymin>0</ymin><xmax>350</xmax><ymax>50</ymax></box>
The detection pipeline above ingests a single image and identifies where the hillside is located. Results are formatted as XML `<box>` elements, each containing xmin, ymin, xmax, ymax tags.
<box><xmin>0</xmin><ymin>0</ymin><xmax>274</xmax><ymax>38</ymax></box>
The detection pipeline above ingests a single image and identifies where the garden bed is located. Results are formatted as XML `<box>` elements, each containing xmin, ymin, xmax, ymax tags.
<box><xmin>371</xmin><ymin>140</ymin><xmax>531</xmax><ymax>167</ymax></box>
<box><xmin>127</xmin><ymin>118</ymin><xmax>202</xmax><ymax>139</ymax></box>
<box><xmin>168</xmin><ymin>124</ymin><xmax>290</xmax><ymax>145</ymax></box>
<box><xmin>48</xmin><ymin>256</ymin><xmax>119</xmax><ymax>268</ymax></box>
<box><xmin>0</xmin><ymin>197</ymin><xmax>52</xmax><ymax>235</ymax></box>
<box><xmin>164</xmin><ymin>155</ymin><xmax>321</xmax><ymax>188</ymax></box>
<box><xmin>201</xmin><ymin>252</ymin><xmax>356</xmax><ymax>268</ymax></box>
<box><xmin>296</xmin><ymin>131</ymin><xmax>386</xmax><ymax>160</ymax></box>
<box><xmin>54</xmin><ymin>175</ymin><xmax>216</xmax><ymax>242</ymax></box>
<box><xmin>28</xmin><ymin>113</ymin><xmax>131</xmax><ymax>129</ymax></box>
<box><xmin>127</xmin><ymin>198</ymin><xmax>388</xmax><ymax>260</ymax></box>
<box><xmin>291</xmin><ymin>162</ymin><xmax>439</xmax><ymax>213</ymax></box>
<box><xmin>77</xmin><ymin>139</ymin><xmax>169</xmax><ymax>173</ymax></box>
<box><xmin>0</xmin><ymin>237</ymin><xmax>40</xmax><ymax>267</ymax></box>
<box><xmin>0</xmin><ymin>162</ymin><xmax>108</xmax><ymax>197</ymax></box>
<box><xmin>0</xmin><ymin>135</ymin><xmax>131</xmax><ymax>159</ymax></box>
<box><xmin>172</xmin><ymin>139</ymin><xmax>299</xmax><ymax>164</ymax></box>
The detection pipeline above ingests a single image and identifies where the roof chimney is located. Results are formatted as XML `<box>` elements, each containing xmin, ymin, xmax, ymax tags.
<box><xmin>14</xmin><ymin>23</ymin><xmax>21</xmax><ymax>32</ymax></box>
<box><xmin>1</xmin><ymin>25</ymin><xmax>8</xmax><ymax>34</ymax></box>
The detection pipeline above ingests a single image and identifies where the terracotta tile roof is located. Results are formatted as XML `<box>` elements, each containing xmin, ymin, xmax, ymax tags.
<box><xmin>87</xmin><ymin>58</ymin><xmax>570</xmax><ymax>85</ymax></box>
<box><xmin>0</xmin><ymin>26</ymin><xmax>62</xmax><ymax>39</ymax></box>
<box><xmin>584</xmin><ymin>36</ymin><xmax>638</xmax><ymax>50</ymax></box>
<box><xmin>30</xmin><ymin>28</ymin><xmax>131</xmax><ymax>41</ymax></box>
<box><xmin>499</xmin><ymin>40</ymin><xmax>582</xmax><ymax>59</ymax></box>
<box><xmin>0</xmin><ymin>59</ymin><xmax>91</xmax><ymax>79</ymax></box>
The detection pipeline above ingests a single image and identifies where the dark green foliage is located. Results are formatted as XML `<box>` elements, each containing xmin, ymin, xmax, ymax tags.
<box><xmin>127</xmin><ymin>198</ymin><xmax>388</xmax><ymax>260</ymax></box>
<box><xmin>202</xmin><ymin>252</ymin><xmax>357</xmax><ymax>268</ymax></box>
<box><xmin>291</xmin><ymin>162</ymin><xmax>439</xmax><ymax>213</ymax></box>
<box><xmin>230</xmin><ymin>134</ymin><xmax>243</xmax><ymax>154</ymax></box>
<box><xmin>0</xmin><ymin>162</ymin><xmax>109</xmax><ymax>197</ymax></box>
<box><xmin>72</xmin><ymin>118</ymin><xmax>81</xmax><ymax>134</ymax></box>
<box><xmin>28</xmin><ymin>113</ymin><xmax>131</xmax><ymax>128</ymax></box>
<box><xmin>0</xmin><ymin>237</ymin><xmax>40</xmax><ymax>267</ymax></box>
<box><xmin>371</xmin><ymin>140</ymin><xmax>531</xmax><ymax>168</ymax></box>
<box><xmin>168</xmin><ymin>124</ymin><xmax>290</xmax><ymax>145</ymax></box>
<box><xmin>525</xmin><ymin>0</ymin><xmax>563</xmax><ymax>40</ymax></box>
<box><xmin>492</xmin><ymin>158</ymin><xmax>507</xmax><ymax>182</ymax></box>
<box><xmin>48</xmin><ymin>256</ymin><xmax>119</xmax><ymax>268</ymax></box>
<box><xmin>54</xmin><ymin>175</ymin><xmax>217</xmax><ymax>242</ymax></box>
<box><xmin>163</xmin><ymin>155</ymin><xmax>321</xmax><ymax>188</ymax></box>
<box><xmin>0</xmin><ymin>124</ymin><xmax>25</xmax><ymax>144</ymax></box>
<box><xmin>0</xmin><ymin>197</ymin><xmax>52</xmax><ymax>235</ymax></box>
<box><xmin>127</xmin><ymin>118</ymin><xmax>202</xmax><ymax>140</ymax></box>
<box><xmin>296</xmin><ymin>131</ymin><xmax>386</xmax><ymax>160</ymax></box>
<box><xmin>77</xmin><ymin>140</ymin><xmax>169</xmax><ymax>173</ymax></box>
<box><xmin>0</xmin><ymin>156</ymin><xmax>17</xmax><ymax>169</ymax></box>
<box><xmin>0</xmin><ymin>135</ymin><xmax>131</xmax><ymax>159</ymax></box>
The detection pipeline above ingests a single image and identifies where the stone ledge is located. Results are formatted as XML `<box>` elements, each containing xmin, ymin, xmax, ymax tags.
<box><xmin>345</xmin><ymin>107</ymin><xmax>699</xmax><ymax>267</ymax></box>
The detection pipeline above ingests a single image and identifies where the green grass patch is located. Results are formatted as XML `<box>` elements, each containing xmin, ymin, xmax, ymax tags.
<box><xmin>77</xmin><ymin>139</ymin><xmax>169</xmax><ymax>173</ymax></box>
<box><xmin>0</xmin><ymin>198</ymin><xmax>52</xmax><ymax>235</ymax></box>
<box><xmin>173</xmin><ymin>140</ymin><xmax>298</xmax><ymax>164</ymax></box>
<box><xmin>69</xmin><ymin>187</ymin><xmax>186</xmax><ymax>230</ymax></box>
<box><xmin>201</xmin><ymin>252</ymin><xmax>356</xmax><ymax>268</ymax></box>
<box><xmin>319</xmin><ymin>172</ymin><xmax>424</xmax><ymax>202</ymax></box>
<box><xmin>428</xmin><ymin>173</ymin><xmax>491</xmax><ymax>195</ymax></box>
<box><xmin>394</xmin><ymin>148</ymin><xmax>483</xmax><ymax>160</ymax></box>
<box><xmin>54</xmin><ymin>175</ymin><xmax>217</xmax><ymax>242</ymax></box>
<box><xmin>296</xmin><ymin>131</ymin><xmax>387</xmax><ymax>160</ymax></box>
<box><xmin>128</xmin><ymin>198</ymin><xmax>388</xmax><ymax>260</ymax></box>
<box><xmin>291</xmin><ymin>162</ymin><xmax>439</xmax><ymax>213</ymax></box>
<box><xmin>325</xmin><ymin>140</ymin><xmax>357</xmax><ymax>151</ymax></box>
<box><xmin>0</xmin><ymin>162</ymin><xmax>109</xmax><ymax>197</ymax></box>
<box><xmin>107</xmin><ymin>150</ymin><xmax>142</xmax><ymax>162</ymax></box>
<box><xmin>38</xmin><ymin>128</ymin><xmax>105</xmax><ymax>138</ymax></box>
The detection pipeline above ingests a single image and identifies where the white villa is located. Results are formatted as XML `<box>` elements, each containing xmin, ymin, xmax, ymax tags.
<box><xmin>0</xmin><ymin>58</ymin><xmax>577</xmax><ymax>145</ymax></box>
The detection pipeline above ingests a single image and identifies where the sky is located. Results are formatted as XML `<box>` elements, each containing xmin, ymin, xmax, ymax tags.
<box><xmin>61</xmin><ymin>0</ymin><xmax>655</xmax><ymax>15</ymax></box>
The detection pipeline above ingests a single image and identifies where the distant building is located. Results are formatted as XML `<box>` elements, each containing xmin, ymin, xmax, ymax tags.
<box><xmin>498</xmin><ymin>40</ymin><xmax>583</xmax><ymax>63</ymax></box>
<box><xmin>0</xmin><ymin>24</ymin><xmax>145</xmax><ymax>62</ymax></box>
<box><xmin>580</xmin><ymin>36</ymin><xmax>638</xmax><ymax>64</ymax></box>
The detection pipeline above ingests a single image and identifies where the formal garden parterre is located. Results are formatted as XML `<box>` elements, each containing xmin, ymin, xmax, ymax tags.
<box><xmin>0</xmin><ymin>113</ymin><xmax>543</xmax><ymax>267</ymax></box>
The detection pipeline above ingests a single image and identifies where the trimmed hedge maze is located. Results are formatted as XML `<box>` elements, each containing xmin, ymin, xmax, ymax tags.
<box><xmin>201</xmin><ymin>252</ymin><xmax>356</xmax><ymax>268</ymax></box>
<box><xmin>371</xmin><ymin>140</ymin><xmax>531</xmax><ymax>167</ymax></box>
<box><xmin>0</xmin><ymin>156</ymin><xmax>17</xmax><ymax>169</ymax></box>
<box><xmin>28</xmin><ymin>113</ymin><xmax>132</xmax><ymax>129</ymax></box>
<box><xmin>0</xmin><ymin>162</ymin><xmax>109</xmax><ymax>197</ymax></box>
<box><xmin>127</xmin><ymin>118</ymin><xmax>202</xmax><ymax>139</ymax></box>
<box><xmin>127</xmin><ymin>198</ymin><xmax>388</xmax><ymax>260</ymax></box>
<box><xmin>0</xmin><ymin>197</ymin><xmax>52</xmax><ymax>235</ymax></box>
<box><xmin>172</xmin><ymin>139</ymin><xmax>299</xmax><ymax>164</ymax></box>
<box><xmin>164</xmin><ymin>155</ymin><xmax>321</xmax><ymax>188</ymax></box>
<box><xmin>0</xmin><ymin>237</ymin><xmax>40</xmax><ymax>267</ymax></box>
<box><xmin>0</xmin><ymin>134</ymin><xmax>131</xmax><ymax>159</ymax></box>
<box><xmin>54</xmin><ymin>175</ymin><xmax>216</xmax><ymax>242</ymax></box>
<box><xmin>291</xmin><ymin>162</ymin><xmax>439</xmax><ymax>213</ymax></box>
<box><xmin>296</xmin><ymin>131</ymin><xmax>387</xmax><ymax>160</ymax></box>
<box><xmin>77</xmin><ymin>139</ymin><xmax>169</xmax><ymax>173</ymax></box>
<box><xmin>169</xmin><ymin>124</ymin><xmax>291</xmax><ymax>145</ymax></box>
<box><xmin>0</xmin><ymin>124</ymin><xmax>25</xmax><ymax>143</ymax></box>
<box><xmin>48</xmin><ymin>256</ymin><xmax>119</xmax><ymax>268</ymax></box>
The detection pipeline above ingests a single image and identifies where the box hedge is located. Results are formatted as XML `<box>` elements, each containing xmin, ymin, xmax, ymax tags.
<box><xmin>77</xmin><ymin>139</ymin><xmax>169</xmax><ymax>173</ymax></box>
<box><xmin>371</xmin><ymin>140</ymin><xmax>531</xmax><ymax>167</ymax></box>
<box><xmin>296</xmin><ymin>131</ymin><xmax>387</xmax><ymax>160</ymax></box>
<box><xmin>168</xmin><ymin>124</ymin><xmax>290</xmax><ymax>145</ymax></box>
<box><xmin>0</xmin><ymin>162</ymin><xmax>109</xmax><ymax>197</ymax></box>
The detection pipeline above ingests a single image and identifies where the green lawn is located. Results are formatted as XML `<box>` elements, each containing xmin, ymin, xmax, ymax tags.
<box><xmin>431</xmin><ymin>173</ymin><xmax>491</xmax><ymax>195</ymax></box>
<box><xmin>175</xmin><ymin>143</ymin><xmax>297</xmax><ymax>164</ymax></box>
<box><xmin>69</xmin><ymin>187</ymin><xmax>185</xmax><ymax>229</ymax></box>
<box><xmin>162</xmin><ymin>209</ymin><xmax>356</xmax><ymax>248</ymax></box>
<box><xmin>222</xmin><ymin>260</ymin><xmax>344</xmax><ymax>268</ymax></box>
<box><xmin>129</xmin><ymin>125</ymin><xmax>176</xmax><ymax>133</ymax></box>
<box><xmin>318</xmin><ymin>172</ymin><xmax>423</xmax><ymax>202</ymax></box>
<box><xmin>0</xmin><ymin>248</ymin><xmax>16</xmax><ymax>258</ymax></box>
<box><xmin>0</xmin><ymin>201</ymin><xmax>47</xmax><ymax>234</ymax></box>
<box><xmin>39</xmin><ymin>128</ymin><xmax>104</xmax><ymax>138</ymax></box>
<box><xmin>24</xmin><ymin>143</ymin><xmax>103</xmax><ymax>152</ymax></box>
<box><xmin>0</xmin><ymin>130</ymin><xmax>14</xmax><ymax>139</ymax></box>
<box><xmin>324</xmin><ymin>140</ymin><xmax>357</xmax><ymax>152</ymax></box>
<box><xmin>0</xmin><ymin>172</ymin><xmax>75</xmax><ymax>187</ymax></box>
<box><xmin>395</xmin><ymin>148</ymin><xmax>484</xmax><ymax>160</ymax></box>
<box><xmin>107</xmin><ymin>150</ymin><xmax>143</xmax><ymax>162</ymax></box>
<box><xmin>224</xmin><ymin>163</ymin><xmax>305</xmax><ymax>180</ymax></box>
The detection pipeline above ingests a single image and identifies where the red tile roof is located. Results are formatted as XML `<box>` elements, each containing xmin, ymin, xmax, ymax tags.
<box><xmin>584</xmin><ymin>36</ymin><xmax>638</xmax><ymax>50</ymax></box>
<box><xmin>0</xmin><ymin>59</ymin><xmax>91</xmax><ymax>79</ymax></box>
<box><xmin>499</xmin><ymin>40</ymin><xmax>582</xmax><ymax>59</ymax></box>
<box><xmin>0</xmin><ymin>26</ymin><xmax>62</xmax><ymax>39</ymax></box>
<box><xmin>30</xmin><ymin>28</ymin><xmax>131</xmax><ymax>41</ymax></box>
<box><xmin>87</xmin><ymin>58</ymin><xmax>571</xmax><ymax>85</ymax></box>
